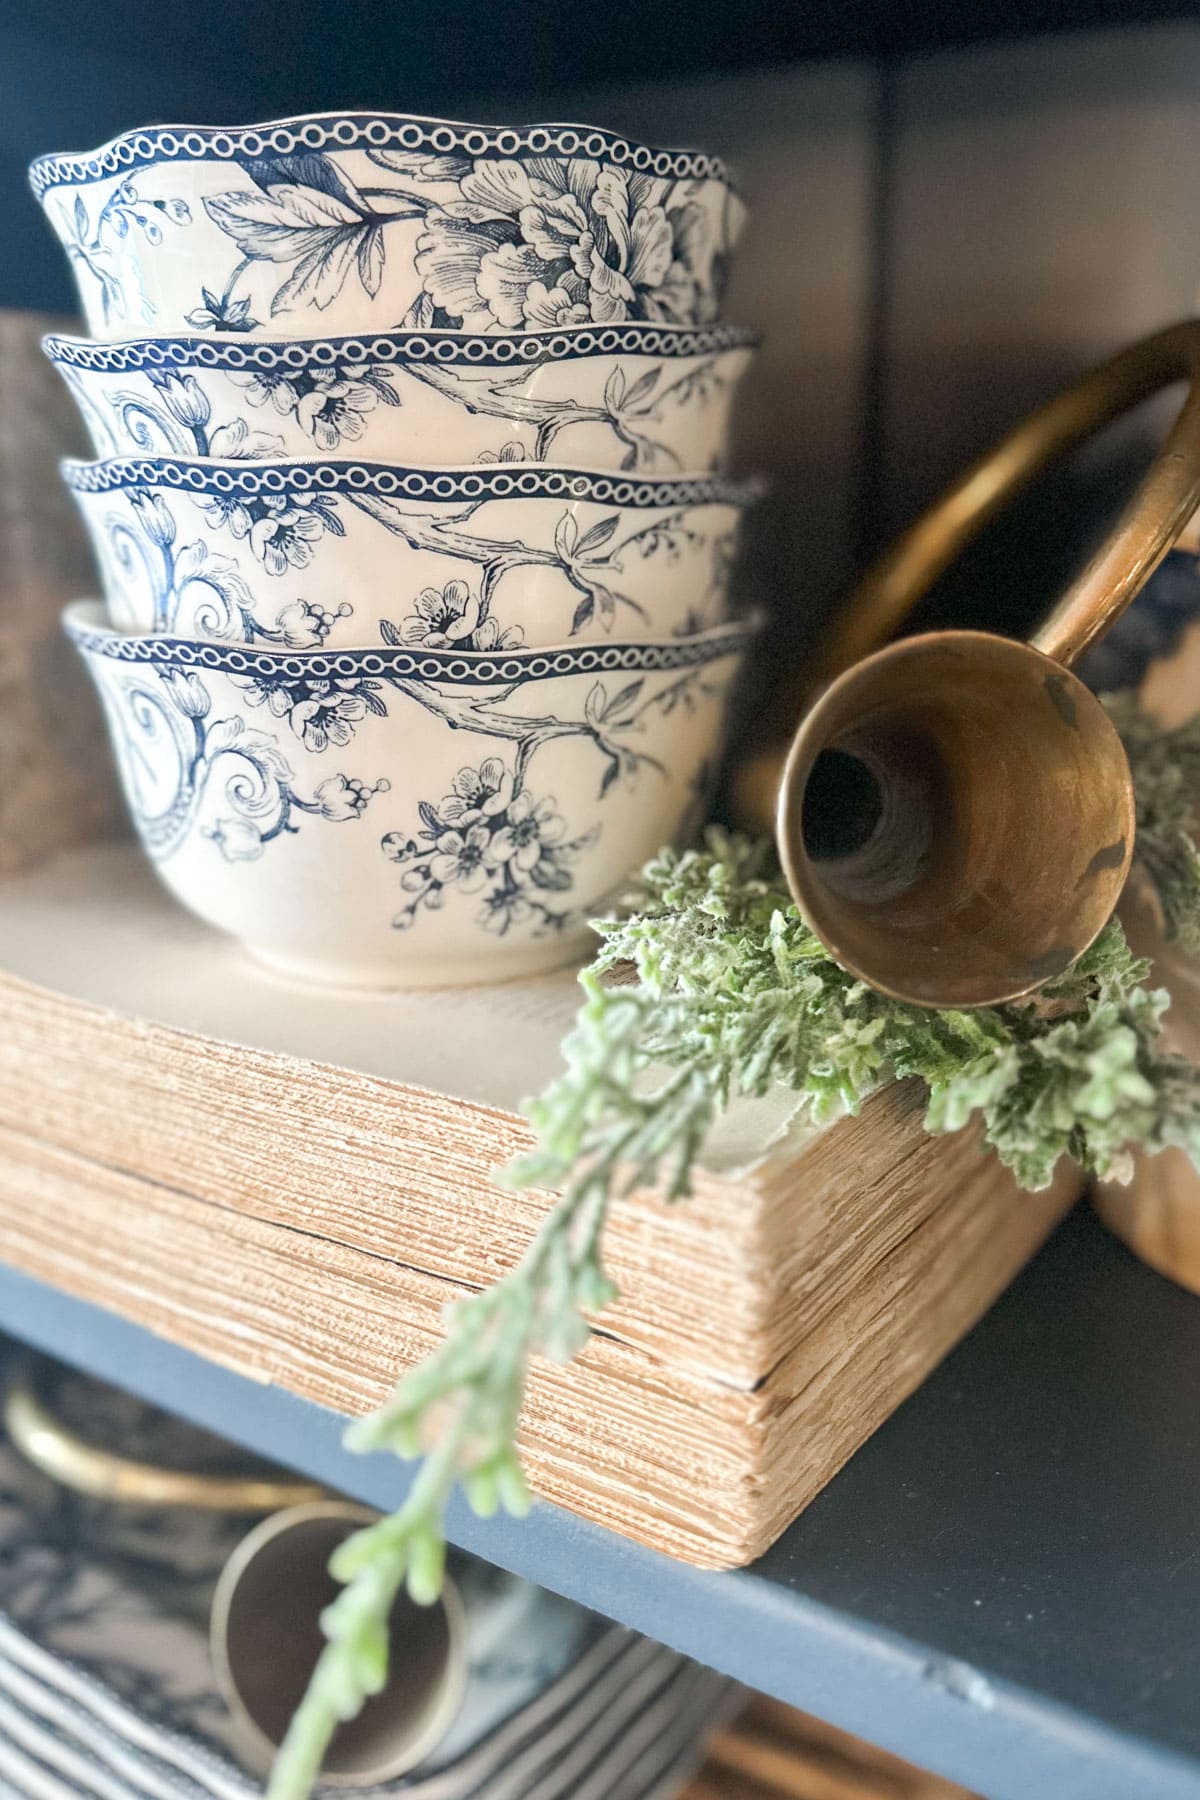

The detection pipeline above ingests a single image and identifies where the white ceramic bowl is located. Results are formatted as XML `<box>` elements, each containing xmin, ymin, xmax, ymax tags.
<box><xmin>31</xmin><ymin>112</ymin><xmax>745</xmax><ymax>342</ymax></box>
<box><xmin>44</xmin><ymin>323</ymin><xmax>758</xmax><ymax>473</ymax></box>
<box><xmin>64</xmin><ymin>456</ymin><xmax>758</xmax><ymax>650</ymax></box>
<box><xmin>65</xmin><ymin>600</ymin><xmax>755</xmax><ymax>987</ymax></box>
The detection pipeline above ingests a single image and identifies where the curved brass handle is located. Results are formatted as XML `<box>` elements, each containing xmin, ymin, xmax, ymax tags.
<box><xmin>736</xmin><ymin>320</ymin><xmax>1200</xmax><ymax>842</ymax></box>
<box><xmin>4</xmin><ymin>1378</ymin><xmax>326</xmax><ymax>1513</ymax></box>
<box><xmin>818</xmin><ymin>318</ymin><xmax>1200</xmax><ymax>682</ymax></box>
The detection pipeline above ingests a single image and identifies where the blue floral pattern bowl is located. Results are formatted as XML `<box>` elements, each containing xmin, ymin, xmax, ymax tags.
<box><xmin>44</xmin><ymin>323</ymin><xmax>758</xmax><ymax>473</ymax></box>
<box><xmin>65</xmin><ymin>601</ymin><xmax>756</xmax><ymax>987</ymax></box>
<box><xmin>30</xmin><ymin>113</ymin><xmax>745</xmax><ymax>342</ymax></box>
<box><xmin>64</xmin><ymin>456</ymin><xmax>759</xmax><ymax>650</ymax></box>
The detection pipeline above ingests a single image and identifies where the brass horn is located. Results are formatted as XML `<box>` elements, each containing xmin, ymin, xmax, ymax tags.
<box><xmin>735</xmin><ymin>320</ymin><xmax>1200</xmax><ymax>1009</ymax></box>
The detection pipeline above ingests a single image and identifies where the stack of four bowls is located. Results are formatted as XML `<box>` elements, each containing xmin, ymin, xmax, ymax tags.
<box><xmin>33</xmin><ymin>110</ymin><xmax>759</xmax><ymax>986</ymax></box>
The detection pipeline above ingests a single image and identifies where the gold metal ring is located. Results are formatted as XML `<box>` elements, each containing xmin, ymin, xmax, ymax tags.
<box><xmin>4</xmin><ymin>1378</ymin><xmax>326</xmax><ymax>1513</ymax></box>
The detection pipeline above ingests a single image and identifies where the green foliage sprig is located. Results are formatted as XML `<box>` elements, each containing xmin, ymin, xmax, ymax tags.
<box><xmin>269</xmin><ymin>708</ymin><xmax>1200</xmax><ymax>1800</ymax></box>
<box><xmin>1108</xmin><ymin>695</ymin><xmax>1200</xmax><ymax>952</ymax></box>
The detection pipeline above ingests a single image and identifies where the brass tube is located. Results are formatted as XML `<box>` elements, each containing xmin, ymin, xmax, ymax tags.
<box><xmin>813</xmin><ymin>319</ymin><xmax>1200</xmax><ymax>686</ymax></box>
<box><xmin>3</xmin><ymin>1378</ymin><xmax>326</xmax><ymax>1513</ymax></box>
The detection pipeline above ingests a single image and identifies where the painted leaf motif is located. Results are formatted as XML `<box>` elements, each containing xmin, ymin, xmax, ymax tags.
<box><xmin>202</xmin><ymin>716</ymin><xmax>245</xmax><ymax>758</ymax></box>
<box><xmin>572</xmin><ymin>581</ymin><xmax>621</xmax><ymax>628</ymax></box>
<box><xmin>200</xmin><ymin>554</ymin><xmax>256</xmax><ymax>607</ymax></box>
<box><xmin>366</xmin><ymin>149</ymin><xmax>470</xmax><ymax>182</ymax></box>
<box><xmin>269</xmin><ymin>233</ymin><xmax>363</xmax><ymax>316</ymax></box>
<box><xmin>311</xmin><ymin>499</ymin><xmax>346</xmax><ymax>537</ymax></box>
<box><xmin>529</xmin><ymin>860</ymin><xmax>572</xmax><ymax>891</ymax></box>
<box><xmin>204</xmin><ymin>184</ymin><xmax>366</xmax><ymax>260</ymax></box>
<box><xmin>356</xmin><ymin>226</ymin><xmax>385</xmax><ymax>299</ymax></box>
<box><xmin>600</xmin><ymin>679</ymin><xmax>644</xmax><ymax>723</ymax></box>
<box><xmin>573</xmin><ymin>515</ymin><xmax>619</xmax><ymax>557</ymax></box>
<box><xmin>238</xmin><ymin>728</ymin><xmax>295</xmax><ymax>787</ymax></box>
<box><xmin>402</xmin><ymin>291</ymin><xmax>437</xmax><ymax>329</ymax></box>
<box><xmin>170</xmin><ymin>539</ymin><xmax>211</xmax><ymax>587</ymax></box>
<box><xmin>238</xmin><ymin>151</ymin><xmax>365</xmax><ymax>208</ymax></box>
<box><xmin>621</xmin><ymin>368</ymin><xmax>660</xmax><ymax>409</ymax></box>
<box><xmin>207</xmin><ymin>418</ymin><xmax>287</xmax><ymax>460</ymax></box>
<box><xmin>364</xmin><ymin>370</ymin><xmax>403</xmax><ymax>407</ymax></box>
<box><xmin>553</xmin><ymin>512</ymin><xmax>579</xmax><ymax>560</ymax></box>
<box><xmin>73</xmin><ymin>194</ymin><xmax>88</xmax><ymax>241</ymax></box>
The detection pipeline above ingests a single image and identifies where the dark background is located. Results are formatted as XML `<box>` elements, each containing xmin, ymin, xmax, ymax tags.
<box><xmin>5</xmin><ymin>0</ymin><xmax>1193</xmax><ymax>714</ymax></box>
<box><xmin>4</xmin><ymin>0</ymin><xmax>1195</xmax><ymax>315</ymax></box>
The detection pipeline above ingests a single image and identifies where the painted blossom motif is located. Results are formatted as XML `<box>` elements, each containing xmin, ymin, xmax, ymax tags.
<box><xmin>491</xmin><ymin>790</ymin><xmax>566</xmax><ymax>874</ymax></box>
<box><xmin>200</xmin><ymin>489</ymin><xmax>344</xmax><ymax>576</ymax></box>
<box><xmin>193</xmin><ymin>148</ymin><xmax>728</xmax><ymax>335</ymax></box>
<box><xmin>399</xmin><ymin>157</ymin><xmax>718</xmax><ymax>332</ymax></box>
<box><xmin>91</xmin><ymin>460</ymin><xmax>741</xmax><ymax>658</ymax></box>
<box><xmin>272</xmin><ymin>597</ymin><xmax>354</xmax><ymax>648</ymax></box>
<box><xmin>150</xmin><ymin>371</ymin><xmax>210</xmax><ymax>431</ymax></box>
<box><xmin>159</xmin><ymin>668</ymin><xmax>210</xmax><ymax>719</ymax></box>
<box><xmin>314</xmin><ymin>772</ymin><xmax>385</xmax><ymax>820</ymax></box>
<box><xmin>356</xmin><ymin>491</ymin><xmax>715</xmax><ymax>643</ymax></box>
<box><xmin>475</xmin><ymin>441</ymin><xmax>529</xmax><ymax>465</ymax></box>
<box><xmin>232</xmin><ymin>362</ymin><xmax>401</xmax><ymax>451</ymax></box>
<box><xmin>385</xmin><ymin>579</ymin><xmax>525</xmax><ymax>651</ymax></box>
<box><xmin>440</xmin><ymin>757</ymin><xmax>511</xmax><ymax>824</ymax></box>
<box><xmin>377</xmin><ymin>655</ymin><xmax>718</xmax><ymax>934</ymax></box>
<box><xmin>234</xmin><ymin>670</ymin><xmax>386</xmax><ymax>750</ymax></box>
<box><xmin>100</xmin><ymin>468</ymin><xmax>730</xmax><ymax>650</ymax></box>
<box><xmin>415</xmin><ymin>354</ymin><xmax>735</xmax><ymax>469</ymax></box>
<box><xmin>77</xmin><ymin>599</ymin><xmax>738</xmax><ymax>940</ymax></box>
<box><xmin>383</xmin><ymin>759</ymin><xmax>585</xmax><ymax>933</ymax></box>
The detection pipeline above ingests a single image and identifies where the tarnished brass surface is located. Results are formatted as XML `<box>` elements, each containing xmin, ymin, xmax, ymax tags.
<box><xmin>740</xmin><ymin>320</ymin><xmax>1200</xmax><ymax>1008</ymax></box>
<box><xmin>3</xmin><ymin>1377</ymin><xmax>325</xmax><ymax>1512</ymax></box>
<box><xmin>211</xmin><ymin>1503</ymin><xmax>468</xmax><ymax>1784</ymax></box>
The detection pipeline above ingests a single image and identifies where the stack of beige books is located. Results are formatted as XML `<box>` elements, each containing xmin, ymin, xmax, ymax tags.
<box><xmin>0</xmin><ymin>834</ymin><xmax>1078</xmax><ymax>1568</ymax></box>
<box><xmin>0</xmin><ymin>311</ymin><xmax>1079</xmax><ymax>1569</ymax></box>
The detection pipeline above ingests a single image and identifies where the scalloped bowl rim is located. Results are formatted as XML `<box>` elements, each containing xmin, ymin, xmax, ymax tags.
<box><xmin>42</xmin><ymin>321</ymin><xmax>762</xmax><ymax>368</ymax></box>
<box><xmin>29</xmin><ymin>108</ymin><xmax>739</xmax><ymax>194</ymax></box>
<box><xmin>63</xmin><ymin>598</ymin><xmax>762</xmax><ymax>670</ymax></box>
<box><xmin>59</xmin><ymin>455</ymin><xmax>766</xmax><ymax>510</ymax></box>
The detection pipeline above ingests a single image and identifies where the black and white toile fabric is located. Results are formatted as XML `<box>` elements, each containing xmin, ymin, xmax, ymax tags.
<box><xmin>0</xmin><ymin>1365</ymin><xmax>738</xmax><ymax>1799</ymax></box>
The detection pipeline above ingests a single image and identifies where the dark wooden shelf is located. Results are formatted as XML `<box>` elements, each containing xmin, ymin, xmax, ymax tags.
<box><xmin>3</xmin><ymin>1204</ymin><xmax>1200</xmax><ymax>1800</ymax></box>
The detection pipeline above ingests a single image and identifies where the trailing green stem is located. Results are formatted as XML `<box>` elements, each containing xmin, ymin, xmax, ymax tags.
<box><xmin>270</xmin><ymin>794</ymin><xmax>1200</xmax><ymax>1800</ymax></box>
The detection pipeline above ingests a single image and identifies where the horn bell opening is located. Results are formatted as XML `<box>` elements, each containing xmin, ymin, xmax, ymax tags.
<box><xmin>777</xmin><ymin>631</ymin><xmax>1135</xmax><ymax>1009</ymax></box>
